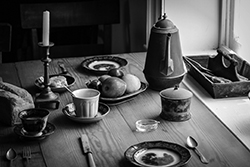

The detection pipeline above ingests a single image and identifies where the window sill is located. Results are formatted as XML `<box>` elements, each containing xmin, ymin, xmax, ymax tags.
<box><xmin>183</xmin><ymin>73</ymin><xmax>250</xmax><ymax>151</ymax></box>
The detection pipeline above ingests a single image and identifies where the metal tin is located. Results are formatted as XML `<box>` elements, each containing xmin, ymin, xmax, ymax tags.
<box><xmin>159</xmin><ymin>85</ymin><xmax>193</xmax><ymax>121</ymax></box>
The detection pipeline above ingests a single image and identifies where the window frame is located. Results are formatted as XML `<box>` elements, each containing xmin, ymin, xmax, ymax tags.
<box><xmin>147</xmin><ymin>0</ymin><xmax>237</xmax><ymax>55</ymax></box>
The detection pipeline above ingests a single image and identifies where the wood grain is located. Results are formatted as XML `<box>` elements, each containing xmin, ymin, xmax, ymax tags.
<box><xmin>0</xmin><ymin>52</ymin><xmax>249</xmax><ymax>167</ymax></box>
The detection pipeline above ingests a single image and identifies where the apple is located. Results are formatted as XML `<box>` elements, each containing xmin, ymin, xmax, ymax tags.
<box><xmin>101</xmin><ymin>77</ymin><xmax>127</xmax><ymax>98</ymax></box>
<box><xmin>108</xmin><ymin>68</ymin><xmax>124</xmax><ymax>78</ymax></box>
<box><xmin>122</xmin><ymin>74</ymin><xmax>141</xmax><ymax>94</ymax></box>
<box><xmin>98</xmin><ymin>75</ymin><xmax>111</xmax><ymax>83</ymax></box>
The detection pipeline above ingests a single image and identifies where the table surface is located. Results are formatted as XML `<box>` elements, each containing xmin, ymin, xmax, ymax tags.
<box><xmin>0</xmin><ymin>52</ymin><xmax>250</xmax><ymax>167</ymax></box>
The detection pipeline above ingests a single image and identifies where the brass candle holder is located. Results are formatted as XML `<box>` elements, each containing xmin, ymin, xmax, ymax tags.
<box><xmin>35</xmin><ymin>42</ymin><xmax>60</xmax><ymax>109</ymax></box>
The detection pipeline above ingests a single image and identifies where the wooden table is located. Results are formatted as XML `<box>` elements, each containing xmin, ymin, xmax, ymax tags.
<box><xmin>0</xmin><ymin>52</ymin><xmax>249</xmax><ymax>167</ymax></box>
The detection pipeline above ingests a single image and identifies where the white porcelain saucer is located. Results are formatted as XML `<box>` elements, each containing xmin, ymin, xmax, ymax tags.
<box><xmin>62</xmin><ymin>102</ymin><xmax>110</xmax><ymax>123</ymax></box>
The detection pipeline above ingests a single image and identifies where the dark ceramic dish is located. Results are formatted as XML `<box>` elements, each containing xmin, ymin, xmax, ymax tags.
<box><xmin>18</xmin><ymin>108</ymin><xmax>50</xmax><ymax>136</ymax></box>
<box><xmin>81</xmin><ymin>56</ymin><xmax>128</xmax><ymax>75</ymax></box>
<box><xmin>35</xmin><ymin>74</ymin><xmax>75</xmax><ymax>93</ymax></box>
<box><xmin>14</xmin><ymin>122</ymin><xmax>55</xmax><ymax>140</ymax></box>
<box><xmin>124</xmin><ymin>141</ymin><xmax>191</xmax><ymax>167</ymax></box>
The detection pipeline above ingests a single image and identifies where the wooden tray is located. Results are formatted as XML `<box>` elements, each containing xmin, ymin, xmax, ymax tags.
<box><xmin>184</xmin><ymin>47</ymin><xmax>250</xmax><ymax>98</ymax></box>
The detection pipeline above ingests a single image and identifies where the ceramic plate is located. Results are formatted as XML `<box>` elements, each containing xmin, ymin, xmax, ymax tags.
<box><xmin>14</xmin><ymin>122</ymin><xmax>56</xmax><ymax>140</ymax></box>
<box><xmin>100</xmin><ymin>82</ymin><xmax>148</xmax><ymax>105</ymax></box>
<box><xmin>124</xmin><ymin>141</ymin><xmax>191</xmax><ymax>167</ymax></box>
<box><xmin>81</xmin><ymin>56</ymin><xmax>128</xmax><ymax>75</ymax></box>
<box><xmin>62</xmin><ymin>102</ymin><xmax>110</xmax><ymax>123</ymax></box>
<box><xmin>35</xmin><ymin>74</ymin><xmax>75</xmax><ymax>93</ymax></box>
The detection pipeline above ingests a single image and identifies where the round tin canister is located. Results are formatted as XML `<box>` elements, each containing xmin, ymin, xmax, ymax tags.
<box><xmin>159</xmin><ymin>85</ymin><xmax>193</xmax><ymax>121</ymax></box>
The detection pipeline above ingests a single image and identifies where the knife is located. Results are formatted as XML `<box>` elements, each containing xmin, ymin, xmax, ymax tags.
<box><xmin>81</xmin><ymin>134</ymin><xmax>96</xmax><ymax>167</ymax></box>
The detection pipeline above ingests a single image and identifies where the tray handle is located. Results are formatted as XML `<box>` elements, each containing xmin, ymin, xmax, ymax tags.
<box><xmin>208</xmin><ymin>47</ymin><xmax>241</xmax><ymax>81</ymax></box>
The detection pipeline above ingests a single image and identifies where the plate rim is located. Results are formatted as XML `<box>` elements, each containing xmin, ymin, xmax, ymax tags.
<box><xmin>100</xmin><ymin>82</ymin><xmax>148</xmax><ymax>104</ymax></box>
<box><xmin>62</xmin><ymin>102</ymin><xmax>110</xmax><ymax>123</ymax></box>
<box><xmin>124</xmin><ymin>140</ymin><xmax>191</xmax><ymax>167</ymax></box>
<box><xmin>13</xmin><ymin>122</ymin><xmax>56</xmax><ymax>139</ymax></box>
<box><xmin>81</xmin><ymin>56</ymin><xmax>128</xmax><ymax>74</ymax></box>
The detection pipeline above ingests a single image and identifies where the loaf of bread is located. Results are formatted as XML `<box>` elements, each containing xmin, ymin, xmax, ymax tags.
<box><xmin>0</xmin><ymin>82</ymin><xmax>34</xmax><ymax>126</ymax></box>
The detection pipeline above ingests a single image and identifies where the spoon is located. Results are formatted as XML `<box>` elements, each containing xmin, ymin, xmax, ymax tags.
<box><xmin>6</xmin><ymin>148</ymin><xmax>17</xmax><ymax>166</ymax></box>
<box><xmin>63</xmin><ymin>85</ymin><xmax>75</xmax><ymax>97</ymax></box>
<box><xmin>186</xmin><ymin>136</ymin><xmax>209</xmax><ymax>164</ymax></box>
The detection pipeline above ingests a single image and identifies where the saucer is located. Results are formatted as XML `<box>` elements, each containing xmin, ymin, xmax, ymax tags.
<box><xmin>62</xmin><ymin>102</ymin><xmax>110</xmax><ymax>123</ymax></box>
<box><xmin>14</xmin><ymin>122</ymin><xmax>56</xmax><ymax>140</ymax></box>
<box><xmin>21</xmin><ymin>129</ymin><xmax>43</xmax><ymax>137</ymax></box>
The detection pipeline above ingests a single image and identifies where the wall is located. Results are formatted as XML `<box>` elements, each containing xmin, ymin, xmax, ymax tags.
<box><xmin>112</xmin><ymin>0</ymin><xmax>147</xmax><ymax>54</ymax></box>
<box><xmin>164</xmin><ymin>0</ymin><xmax>220</xmax><ymax>55</ymax></box>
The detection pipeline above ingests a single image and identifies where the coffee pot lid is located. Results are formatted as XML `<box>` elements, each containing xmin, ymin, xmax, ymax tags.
<box><xmin>160</xmin><ymin>85</ymin><xmax>193</xmax><ymax>100</ymax></box>
<box><xmin>155</xmin><ymin>13</ymin><xmax>176</xmax><ymax>30</ymax></box>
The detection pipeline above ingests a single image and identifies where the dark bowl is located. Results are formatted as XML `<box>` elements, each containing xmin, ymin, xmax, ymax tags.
<box><xmin>18</xmin><ymin>108</ymin><xmax>50</xmax><ymax>136</ymax></box>
<box><xmin>35</xmin><ymin>74</ymin><xmax>76</xmax><ymax>93</ymax></box>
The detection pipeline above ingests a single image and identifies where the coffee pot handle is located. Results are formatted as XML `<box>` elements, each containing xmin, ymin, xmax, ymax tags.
<box><xmin>160</xmin><ymin>33</ymin><xmax>174</xmax><ymax>76</ymax></box>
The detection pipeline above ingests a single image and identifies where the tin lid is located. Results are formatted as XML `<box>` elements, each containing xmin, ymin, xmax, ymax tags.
<box><xmin>160</xmin><ymin>85</ymin><xmax>193</xmax><ymax>100</ymax></box>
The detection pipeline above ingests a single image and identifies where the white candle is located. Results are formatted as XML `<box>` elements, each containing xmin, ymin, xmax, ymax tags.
<box><xmin>42</xmin><ymin>11</ymin><xmax>50</xmax><ymax>46</ymax></box>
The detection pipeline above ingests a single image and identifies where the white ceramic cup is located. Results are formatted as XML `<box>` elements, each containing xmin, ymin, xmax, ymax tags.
<box><xmin>72</xmin><ymin>88</ymin><xmax>100</xmax><ymax>117</ymax></box>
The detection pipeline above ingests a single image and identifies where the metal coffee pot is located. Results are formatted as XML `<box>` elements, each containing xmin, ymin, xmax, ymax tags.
<box><xmin>143</xmin><ymin>14</ymin><xmax>187</xmax><ymax>91</ymax></box>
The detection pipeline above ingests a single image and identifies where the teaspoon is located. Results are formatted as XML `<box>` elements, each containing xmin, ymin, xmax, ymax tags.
<box><xmin>186</xmin><ymin>136</ymin><xmax>209</xmax><ymax>164</ymax></box>
<box><xmin>6</xmin><ymin>148</ymin><xmax>17</xmax><ymax>166</ymax></box>
<box><xmin>63</xmin><ymin>85</ymin><xmax>75</xmax><ymax>97</ymax></box>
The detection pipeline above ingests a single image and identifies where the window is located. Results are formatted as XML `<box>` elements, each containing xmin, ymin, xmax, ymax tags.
<box><xmin>147</xmin><ymin>0</ymin><xmax>220</xmax><ymax>55</ymax></box>
<box><xmin>147</xmin><ymin>0</ymin><xmax>249</xmax><ymax>59</ymax></box>
<box><xmin>226</xmin><ymin>0</ymin><xmax>250</xmax><ymax>63</ymax></box>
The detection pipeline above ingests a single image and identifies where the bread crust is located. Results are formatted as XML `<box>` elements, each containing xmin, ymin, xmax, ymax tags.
<box><xmin>0</xmin><ymin>82</ymin><xmax>34</xmax><ymax>126</ymax></box>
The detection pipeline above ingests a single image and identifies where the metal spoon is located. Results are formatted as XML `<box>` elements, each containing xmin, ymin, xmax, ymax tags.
<box><xmin>63</xmin><ymin>85</ymin><xmax>75</xmax><ymax>97</ymax></box>
<box><xmin>6</xmin><ymin>148</ymin><xmax>17</xmax><ymax>166</ymax></box>
<box><xmin>186</xmin><ymin>136</ymin><xmax>209</xmax><ymax>164</ymax></box>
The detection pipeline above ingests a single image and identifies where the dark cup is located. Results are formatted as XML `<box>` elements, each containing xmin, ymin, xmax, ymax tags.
<box><xmin>18</xmin><ymin>108</ymin><xmax>50</xmax><ymax>136</ymax></box>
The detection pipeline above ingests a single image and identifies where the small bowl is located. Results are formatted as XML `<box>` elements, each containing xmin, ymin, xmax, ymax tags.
<box><xmin>136</xmin><ymin>119</ymin><xmax>160</xmax><ymax>132</ymax></box>
<box><xmin>18</xmin><ymin>108</ymin><xmax>50</xmax><ymax>136</ymax></box>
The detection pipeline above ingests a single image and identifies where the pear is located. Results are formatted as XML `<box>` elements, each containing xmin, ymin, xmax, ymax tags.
<box><xmin>122</xmin><ymin>74</ymin><xmax>141</xmax><ymax>94</ymax></box>
<box><xmin>101</xmin><ymin>77</ymin><xmax>127</xmax><ymax>98</ymax></box>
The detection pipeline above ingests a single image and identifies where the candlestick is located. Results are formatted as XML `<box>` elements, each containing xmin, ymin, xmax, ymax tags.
<box><xmin>35</xmin><ymin>42</ymin><xmax>60</xmax><ymax>109</ymax></box>
<box><xmin>42</xmin><ymin>11</ymin><xmax>50</xmax><ymax>46</ymax></box>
